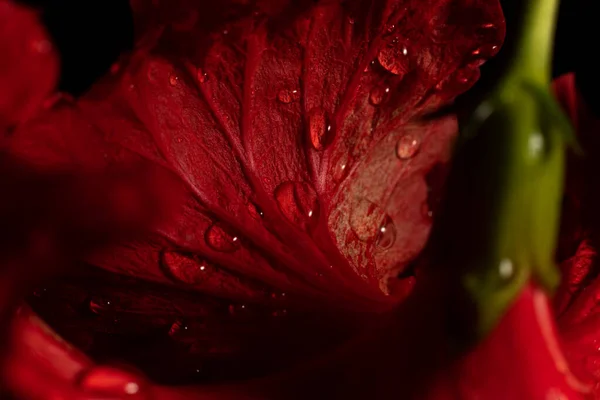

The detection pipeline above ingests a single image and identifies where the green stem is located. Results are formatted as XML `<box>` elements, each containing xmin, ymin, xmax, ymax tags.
<box><xmin>510</xmin><ymin>0</ymin><xmax>561</xmax><ymax>82</ymax></box>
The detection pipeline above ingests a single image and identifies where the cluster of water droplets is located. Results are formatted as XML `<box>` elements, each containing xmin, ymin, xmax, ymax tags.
<box><xmin>435</xmin><ymin>22</ymin><xmax>501</xmax><ymax>95</ymax></box>
<box><xmin>157</xmin><ymin>18</ymin><xmax>502</xmax><ymax>292</ymax></box>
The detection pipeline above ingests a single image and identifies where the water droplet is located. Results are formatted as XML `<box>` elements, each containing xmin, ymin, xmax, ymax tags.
<box><xmin>348</xmin><ymin>17</ymin><xmax>355</xmax><ymax>25</ymax></box>
<box><xmin>277</xmin><ymin>88</ymin><xmax>300</xmax><ymax>104</ymax></box>
<box><xmin>475</xmin><ymin>23</ymin><xmax>500</xmax><ymax>42</ymax></box>
<box><xmin>369</xmin><ymin>86</ymin><xmax>390</xmax><ymax>106</ymax></box>
<box><xmin>247</xmin><ymin>202</ymin><xmax>264</xmax><ymax>220</ymax></box>
<box><xmin>89</xmin><ymin>297</ymin><xmax>116</xmax><ymax>315</ymax></box>
<box><xmin>308</xmin><ymin>108</ymin><xmax>330</xmax><ymax>150</ymax></box>
<box><xmin>274</xmin><ymin>181</ymin><xmax>319</xmax><ymax>231</ymax></box>
<box><xmin>78</xmin><ymin>366</ymin><xmax>145</xmax><ymax>397</ymax></box>
<box><xmin>364</xmin><ymin>60</ymin><xmax>377</xmax><ymax>73</ymax></box>
<box><xmin>350</xmin><ymin>199</ymin><xmax>389</xmax><ymax>242</ymax></box>
<box><xmin>376</xmin><ymin>217</ymin><xmax>396</xmax><ymax>250</ymax></box>
<box><xmin>469</xmin><ymin>44</ymin><xmax>500</xmax><ymax>66</ymax></box>
<box><xmin>160</xmin><ymin>250</ymin><xmax>212</xmax><ymax>285</ymax></box>
<box><xmin>169</xmin><ymin>74</ymin><xmax>179</xmax><ymax>86</ymax></box>
<box><xmin>197</xmin><ymin>68</ymin><xmax>208</xmax><ymax>83</ymax></box>
<box><xmin>332</xmin><ymin>153</ymin><xmax>351</xmax><ymax>183</ymax></box>
<box><xmin>477</xmin><ymin>22</ymin><xmax>497</xmax><ymax>33</ymax></box>
<box><xmin>385</xmin><ymin>24</ymin><xmax>395</xmax><ymax>34</ymax></box>
<box><xmin>205</xmin><ymin>223</ymin><xmax>240</xmax><ymax>253</ymax></box>
<box><xmin>377</xmin><ymin>42</ymin><xmax>410</xmax><ymax>76</ymax></box>
<box><xmin>498</xmin><ymin>258</ymin><xmax>514</xmax><ymax>279</ymax></box>
<box><xmin>471</xmin><ymin>45</ymin><xmax>499</xmax><ymax>57</ymax></box>
<box><xmin>528</xmin><ymin>132</ymin><xmax>544</xmax><ymax>158</ymax></box>
<box><xmin>435</xmin><ymin>67</ymin><xmax>479</xmax><ymax>93</ymax></box>
<box><xmin>396</xmin><ymin>134</ymin><xmax>420</xmax><ymax>159</ymax></box>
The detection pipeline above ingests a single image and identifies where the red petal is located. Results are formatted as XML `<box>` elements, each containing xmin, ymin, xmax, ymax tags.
<box><xmin>552</xmin><ymin>73</ymin><xmax>600</xmax><ymax>397</ymax></box>
<box><xmin>5</xmin><ymin>0</ymin><xmax>504</xmax><ymax>391</ymax></box>
<box><xmin>0</xmin><ymin>1</ymin><xmax>59</xmax><ymax>131</ymax></box>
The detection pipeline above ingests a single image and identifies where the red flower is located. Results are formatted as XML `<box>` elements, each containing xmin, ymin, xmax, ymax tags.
<box><xmin>2</xmin><ymin>0</ymin><xmax>598</xmax><ymax>399</ymax></box>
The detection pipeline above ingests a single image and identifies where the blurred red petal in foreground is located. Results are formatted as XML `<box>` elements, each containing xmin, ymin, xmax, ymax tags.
<box><xmin>0</xmin><ymin>0</ymin><xmax>59</xmax><ymax>132</ymax></box>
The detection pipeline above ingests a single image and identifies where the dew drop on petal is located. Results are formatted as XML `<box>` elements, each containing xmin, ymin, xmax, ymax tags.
<box><xmin>197</xmin><ymin>68</ymin><xmax>208</xmax><ymax>83</ymax></box>
<box><xmin>205</xmin><ymin>223</ymin><xmax>241</xmax><ymax>253</ymax></box>
<box><xmin>332</xmin><ymin>152</ymin><xmax>351</xmax><ymax>183</ymax></box>
<box><xmin>89</xmin><ymin>297</ymin><xmax>116</xmax><ymax>315</ymax></box>
<box><xmin>396</xmin><ymin>134</ymin><xmax>420</xmax><ymax>159</ymax></box>
<box><xmin>376</xmin><ymin>217</ymin><xmax>396</xmax><ymax>250</ymax></box>
<box><xmin>475</xmin><ymin>22</ymin><xmax>499</xmax><ymax>39</ymax></box>
<box><xmin>247</xmin><ymin>202</ymin><xmax>264</xmax><ymax>220</ymax></box>
<box><xmin>308</xmin><ymin>108</ymin><xmax>330</xmax><ymax>150</ymax></box>
<box><xmin>160</xmin><ymin>250</ymin><xmax>213</xmax><ymax>285</ymax></box>
<box><xmin>435</xmin><ymin>67</ymin><xmax>479</xmax><ymax>93</ymax></box>
<box><xmin>274</xmin><ymin>181</ymin><xmax>319</xmax><ymax>231</ymax></box>
<box><xmin>369</xmin><ymin>86</ymin><xmax>390</xmax><ymax>106</ymax></box>
<box><xmin>350</xmin><ymin>198</ymin><xmax>389</xmax><ymax>242</ymax></box>
<box><xmin>469</xmin><ymin>44</ymin><xmax>500</xmax><ymax>66</ymax></box>
<box><xmin>169</xmin><ymin>74</ymin><xmax>179</xmax><ymax>86</ymax></box>
<box><xmin>377</xmin><ymin>42</ymin><xmax>410</xmax><ymax>76</ymax></box>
